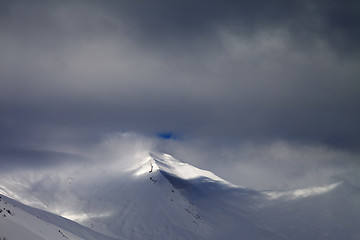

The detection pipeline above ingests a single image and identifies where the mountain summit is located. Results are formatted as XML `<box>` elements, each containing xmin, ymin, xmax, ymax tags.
<box><xmin>1</xmin><ymin>152</ymin><xmax>359</xmax><ymax>240</ymax></box>
<box><xmin>134</xmin><ymin>152</ymin><xmax>235</xmax><ymax>185</ymax></box>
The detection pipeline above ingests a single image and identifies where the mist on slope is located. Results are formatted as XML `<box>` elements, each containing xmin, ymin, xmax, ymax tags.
<box><xmin>1</xmin><ymin>132</ymin><xmax>359</xmax><ymax>192</ymax></box>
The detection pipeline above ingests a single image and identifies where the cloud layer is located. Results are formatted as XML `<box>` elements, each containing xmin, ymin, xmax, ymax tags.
<box><xmin>0</xmin><ymin>0</ymin><xmax>359</xmax><ymax>189</ymax></box>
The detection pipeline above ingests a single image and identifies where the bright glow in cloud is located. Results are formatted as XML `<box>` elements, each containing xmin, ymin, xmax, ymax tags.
<box><xmin>265</xmin><ymin>182</ymin><xmax>341</xmax><ymax>199</ymax></box>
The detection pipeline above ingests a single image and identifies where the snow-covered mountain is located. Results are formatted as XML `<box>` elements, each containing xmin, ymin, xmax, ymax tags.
<box><xmin>0</xmin><ymin>194</ymin><xmax>119</xmax><ymax>240</ymax></box>
<box><xmin>1</xmin><ymin>152</ymin><xmax>359</xmax><ymax>240</ymax></box>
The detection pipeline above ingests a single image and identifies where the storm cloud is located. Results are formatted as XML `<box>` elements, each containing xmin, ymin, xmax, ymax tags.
<box><xmin>0</xmin><ymin>0</ymin><xmax>359</xmax><ymax>188</ymax></box>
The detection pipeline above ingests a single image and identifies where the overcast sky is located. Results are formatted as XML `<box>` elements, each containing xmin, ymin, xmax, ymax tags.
<box><xmin>1</xmin><ymin>0</ymin><xmax>359</xmax><ymax>189</ymax></box>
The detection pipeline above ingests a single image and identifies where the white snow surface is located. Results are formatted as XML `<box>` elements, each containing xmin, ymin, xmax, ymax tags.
<box><xmin>135</xmin><ymin>152</ymin><xmax>237</xmax><ymax>186</ymax></box>
<box><xmin>1</xmin><ymin>152</ymin><xmax>360</xmax><ymax>240</ymax></box>
<box><xmin>0</xmin><ymin>194</ymin><xmax>119</xmax><ymax>240</ymax></box>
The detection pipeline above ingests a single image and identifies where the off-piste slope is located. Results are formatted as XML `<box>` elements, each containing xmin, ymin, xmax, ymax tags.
<box><xmin>1</xmin><ymin>152</ymin><xmax>359</xmax><ymax>240</ymax></box>
<box><xmin>0</xmin><ymin>194</ymin><xmax>120</xmax><ymax>240</ymax></box>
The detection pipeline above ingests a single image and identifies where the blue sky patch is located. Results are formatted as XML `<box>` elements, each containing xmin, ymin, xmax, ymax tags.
<box><xmin>157</xmin><ymin>132</ymin><xmax>176</xmax><ymax>140</ymax></box>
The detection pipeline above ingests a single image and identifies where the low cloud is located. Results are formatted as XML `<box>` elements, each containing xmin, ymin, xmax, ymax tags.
<box><xmin>0</xmin><ymin>132</ymin><xmax>359</xmax><ymax>194</ymax></box>
<box><xmin>159</xmin><ymin>138</ymin><xmax>360</xmax><ymax>190</ymax></box>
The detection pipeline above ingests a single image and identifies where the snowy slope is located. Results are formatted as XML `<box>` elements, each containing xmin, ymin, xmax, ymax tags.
<box><xmin>0</xmin><ymin>194</ymin><xmax>120</xmax><ymax>240</ymax></box>
<box><xmin>257</xmin><ymin>180</ymin><xmax>360</xmax><ymax>240</ymax></box>
<box><xmin>1</xmin><ymin>152</ymin><xmax>360</xmax><ymax>240</ymax></box>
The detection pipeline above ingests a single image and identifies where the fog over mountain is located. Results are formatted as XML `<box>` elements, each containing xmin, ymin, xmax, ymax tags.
<box><xmin>1</xmin><ymin>0</ymin><xmax>359</xmax><ymax>189</ymax></box>
<box><xmin>1</xmin><ymin>152</ymin><xmax>360</xmax><ymax>239</ymax></box>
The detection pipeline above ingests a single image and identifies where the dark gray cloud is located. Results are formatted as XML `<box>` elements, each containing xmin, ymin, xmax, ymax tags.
<box><xmin>0</xmin><ymin>146</ymin><xmax>85</xmax><ymax>171</ymax></box>
<box><xmin>0</xmin><ymin>0</ymin><xmax>359</xmax><ymax>175</ymax></box>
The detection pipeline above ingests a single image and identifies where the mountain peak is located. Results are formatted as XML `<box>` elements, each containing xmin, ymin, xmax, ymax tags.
<box><xmin>132</xmin><ymin>152</ymin><xmax>238</xmax><ymax>188</ymax></box>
